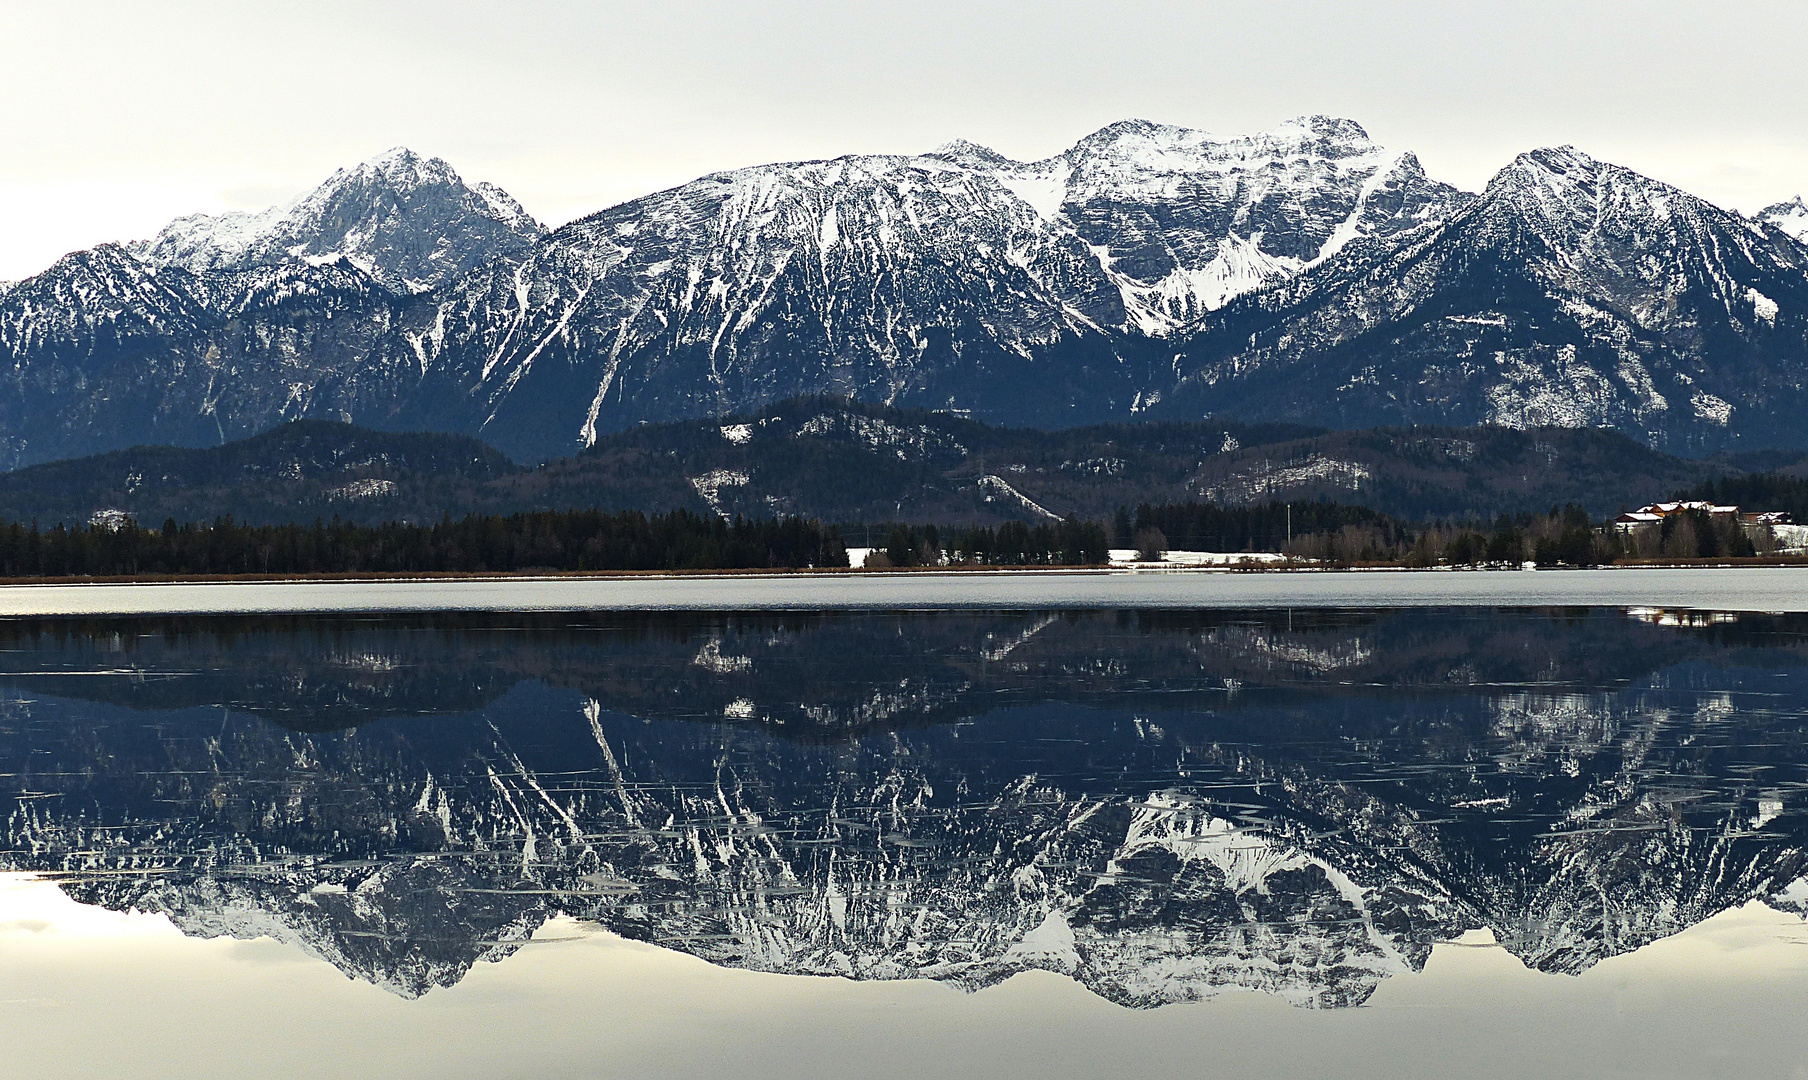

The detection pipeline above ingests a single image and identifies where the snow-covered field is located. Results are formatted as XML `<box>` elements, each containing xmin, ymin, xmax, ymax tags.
<box><xmin>846</xmin><ymin>548</ymin><xmax>1291</xmax><ymax>569</ymax></box>
<box><xmin>1773</xmin><ymin>524</ymin><xmax>1808</xmax><ymax>552</ymax></box>
<box><xmin>1108</xmin><ymin>548</ymin><xmax>1292</xmax><ymax>568</ymax></box>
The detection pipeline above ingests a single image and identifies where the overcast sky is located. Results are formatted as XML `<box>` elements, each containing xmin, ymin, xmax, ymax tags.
<box><xmin>4</xmin><ymin>0</ymin><xmax>1806</xmax><ymax>280</ymax></box>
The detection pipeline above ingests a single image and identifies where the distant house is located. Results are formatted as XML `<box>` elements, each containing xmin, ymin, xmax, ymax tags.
<box><xmin>1613</xmin><ymin>501</ymin><xmax>1793</xmax><ymax>539</ymax></box>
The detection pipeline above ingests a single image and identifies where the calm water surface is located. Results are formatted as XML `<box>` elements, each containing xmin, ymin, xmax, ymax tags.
<box><xmin>6</xmin><ymin>601</ymin><xmax>1808</xmax><ymax>1078</ymax></box>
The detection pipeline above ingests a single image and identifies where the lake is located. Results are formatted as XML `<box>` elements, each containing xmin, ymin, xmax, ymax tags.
<box><xmin>5</xmin><ymin>584</ymin><xmax>1808</xmax><ymax>1077</ymax></box>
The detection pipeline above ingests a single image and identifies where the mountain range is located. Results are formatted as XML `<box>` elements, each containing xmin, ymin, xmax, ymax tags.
<box><xmin>2</xmin><ymin>120</ymin><xmax>1806</xmax><ymax>470</ymax></box>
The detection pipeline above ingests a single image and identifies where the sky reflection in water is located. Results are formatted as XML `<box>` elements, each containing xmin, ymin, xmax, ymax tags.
<box><xmin>4</xmin><ymin>605</ymin><xmax>1808</xmax><ymax>1078</ymax></box>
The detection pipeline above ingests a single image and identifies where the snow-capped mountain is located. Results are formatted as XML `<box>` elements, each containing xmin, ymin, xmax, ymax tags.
<box><xmin>3</xmin><ymin>123</ymin><xmax>1808</xmax><ymax>465</ymax></box>
<box><xmin>392</xmin><ymin>144</ymin><xmax>1140</xmax><ymax>460</ymax></box>
<box><xmin>1162</xmin><ymin>145</ymin><xmax>1808</xmax><ymax>453</ymax></box>
<box><xmin>1760</xmin><ymin>195</ymin><xmax>1808</xmax><ymax>243</ymax></box>
<box><xmin>129</xmin><ymin>148</ymin><xmax>545</xmax><ymax>293</ymax></box>
<box><xmin>969</xmin><ymin>116</ymin><xmax>1468</xmax><ymax>332</ymax></box>
<box><xmin>387</xmin><ymin>117</ymin><xmax>1469</xmax><ymax>461</ymax></box>
<box><xmin>0</xmin><ymin>148</ymin><xmax>534</xmax><ymax>466</ymax></box>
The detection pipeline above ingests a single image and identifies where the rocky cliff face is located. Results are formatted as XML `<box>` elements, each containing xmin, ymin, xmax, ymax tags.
<box><xmin>1010</xmin><ymin>115</ymin><xmax>1467</xmax><ymax>331</ymax></box>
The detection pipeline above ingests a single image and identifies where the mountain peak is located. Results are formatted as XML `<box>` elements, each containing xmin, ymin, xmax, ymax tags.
<box><xmin>1484</xmin><ymin>146</ymin><xmax>1626</xmax><ymax>211</ymax></box>
<box><xmin>1503</xmin><ymin>144</ymin><xmax>1601</xmax><ymax>177</ymax></box>
<box><xmin>30</xmin><ymin>243</ymin><xmax>162</xmax><ymax>291</ymax></box>
<box><xmin>1482</xmin><ymin>146</ymin><xmax>1709</xmax><ymax>228</ymax></box>
<box><xmin>1063</xmin><ymin>118</ymin><xmax>1193</xmax><ymax>158</ymax></box>
<box><xmin>366</xmin><ymin>145</ymin><xmax>425</xmax><ymax>167</ymax></box>
<box><xmin>1276</xmin><ymin>114</ymin><xmax>1373</xmax><ymax>142</ymax></box>
<box><xmin>1061</xmin><ymin>115</ymin><xmax>1379</xmax><ymax>171</ymax></box>
<box><xmin>1084</xmin><ymin>117</ymin><xmax>1169</xmax><ymax>139</ymax></box>
<box><xmin>340</xmin><ymin>146</ymin><xmax>457</xmax><ymax>190</ymax></box>
<box><xmin>1758</xmin><ymin>195</ymin><xmax>1808</xmax><ymax>242</ymax></box>
<box><xmin>127</xmin><ymin>150</ymin><xmax>543</xmax><ymax>292</ymax></box>
<box><xmin>927</xmin><ymin>138</ymin><xmax>1018</xmax><ymax>168</ymax></box>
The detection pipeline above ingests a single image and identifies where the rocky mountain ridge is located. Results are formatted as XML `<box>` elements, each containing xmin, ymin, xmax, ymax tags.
<box><xmin>1163</xmin><ymin>145</ymin><xmax>1808</xmax><ymax>454</ymax></box>
<box><xmin>2</xmin><ymin>122</ymin><xmax>1806</xmax><ymax>467</ymax></box>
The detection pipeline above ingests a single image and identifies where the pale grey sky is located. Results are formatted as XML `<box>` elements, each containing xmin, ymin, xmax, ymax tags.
<box><xmin>4</xmin><ymin>0</ymin><xmax>1806</xmax><ymax>280</ymax></box>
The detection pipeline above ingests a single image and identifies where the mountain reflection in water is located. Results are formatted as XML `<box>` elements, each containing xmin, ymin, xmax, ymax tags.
<box><xmin>3</xmin><ymin>607</ymin><xmax>1807</xmax><ymax>1009</ymax></box>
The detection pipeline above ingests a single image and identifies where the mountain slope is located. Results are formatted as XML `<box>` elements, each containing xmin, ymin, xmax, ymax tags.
<box><xmin>1163</xmin><ymin>146</ymin><xmax>1808</xmax><ymax>453</ymax></box>
<box><xmin>522</xmin><ymin>400</ymin><xmax>1718</xmax><ymax>523</ymax></box>
<box><xmin>0</xmin><ymin>248</ymin><xmax>417</xmax><ymax>467</ymax></box>
<box><xmin>393</xmin><ymin>150</ymin><xmax>1149</xmax><ymax>461</ymax></box>
<box><xmin>0</xmin><ymin>420</ymin><xmax>515</xmax><ymax>528</ymax></box>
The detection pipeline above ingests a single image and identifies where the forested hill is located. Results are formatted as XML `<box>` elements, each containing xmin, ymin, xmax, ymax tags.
<box><xmin>0</xmin><ymin>399</ymin><xmax>1733</xmax><ymax>528</ymax></box>
<box><xmin>0</xmin><ymin>420</ymin><xmax>517</xmax><ymax>528</ymax></box>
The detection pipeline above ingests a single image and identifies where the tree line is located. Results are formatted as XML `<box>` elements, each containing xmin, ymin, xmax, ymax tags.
<box><xmin>1282</xmin><ymin>504</ymin><xmax>1766</xmax><ymax>566</ymax></box>
<box><xmin>1118</xmin><ymin>500</ymin><xmax>1707</xmax><ymax>567</ymax></box>
<box><xmin>1</xmin><ymin>485</ymin><xmax>1788</xmax><ymax>581</ymax></box>
<box><xmin>1119</xmin><ymin>500</ymin><xmax>1400</xmax><ymax>554</ymax></box>
<box><xmin>1676</xmin><ymin>474</ymin><xmax>1808</xmax><ymax>523</ymax></box>
<box><xmin>0</xmin><ymin>509</ymin><xmax>848</xmax><ymax>578</ymax></box>
<box><xmin>862</xmin><ymin>518</ymin><xmax>1111</xmax><ymax>567</ymax></box>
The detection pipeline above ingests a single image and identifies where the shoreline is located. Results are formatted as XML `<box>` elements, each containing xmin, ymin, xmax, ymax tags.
<box><xmin>1</xmin><ymin>552</ymin><xmax>1805</xmax><ymax>589</ymax></box>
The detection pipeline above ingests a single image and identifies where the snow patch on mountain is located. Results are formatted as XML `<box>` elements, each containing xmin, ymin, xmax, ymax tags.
<box><xmin>689</xmin><ymin>469</ymin><xmax>750</xmax><ymax>515</ymax></box>
<box><xmin>1001</xmin><ymin>910</ymin><xmax>1080</xmax><ymax>972</ymax></box>
<box><xmin>326</xmin><ymin>478</ymin><xmax>399</xmax><ymax>500</ymax></box>
<box><xmin>994</xmin><ymin>163</ymin><xmax>1072</xmax><ymax>224</ymax></box>
<box><xmin>1749</xmin><ymin>287</ymin><xmax>1779</xmax><ymax>325</ymax></box>
<box><xmin>977</xmin><ymin>474</ymin><xmax>1060</xmax><ymax>519</ymax></box>
<box><xmin>795</xmin><ymin>413</ymin><xmax>965</xmax><ymax>460</ymax></box>
<box><xmin>1691</xmin><ymin>391</ymin><xmax>1733</xmax><ymax>425</ymax></box>
<box><xmin>1484</xmin><ymin>351</ymin><xmax>1624</xmax><ymax>429</ymax></box>
<box><xmin>1197</xmin><ymin>455</ymin><xmax>1372</xmax><ymax>503</ymax></box>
